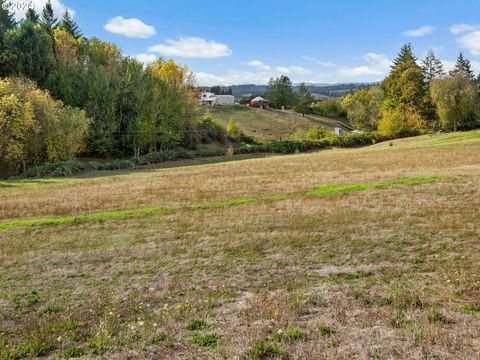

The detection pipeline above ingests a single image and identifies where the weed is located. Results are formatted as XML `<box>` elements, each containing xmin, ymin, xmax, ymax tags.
<box><xmin>63</xmin><ymin>345</ymin><xmax>85</xmax><ymax>358</ymax></box>
<box><xmin>186</xmin><ymin>319</ymin><xmax>208</xmax><ymax>331</ymax></box>
<box><xmin>455</xmin><ymin>304</ymin><xmax>480</xmax><ymax>314</ymax></box>
<box><xmin>249</xmin><ymin>341</ymin><xmax>285</xmax><ymax>358</ymax></box>
<box><xmin>190</xmin><ymin>332</ymin><xmax>221</xmax><ymax>347</ymax></box>
<box><xmin>273</xmin><ymin>326</ymin><xmax>303</xmax><ymax>342</ymax></box>
<box><xmin>427</xmin><ymin>308</ymin><xmax>447</xmax><ymax>323</ymax></box>
<box><xmin>319</xmin><ymin>324</ymin><xmax>335</xmax><ymax>336</ymax></box>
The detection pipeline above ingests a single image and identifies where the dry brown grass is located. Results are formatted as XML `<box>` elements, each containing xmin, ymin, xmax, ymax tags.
<box><xmin>1</xmin><ymin>133</ymin><xmax>480</xmax><ymax>359</ymax></box>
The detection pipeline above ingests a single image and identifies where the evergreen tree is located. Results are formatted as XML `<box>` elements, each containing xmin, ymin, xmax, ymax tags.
<box><xmin>4</xmin><ymin>19</ymin><xmax>52</xmax><ymax>85</ymax></box>
<box><xmin>41</xmin><ymin>0</ymin><xmax>57</xmax><ymax>29</ymax></box>
<box><xmin>392</xmin><ymin>43</ymin><xmax>416</xmax><ymax>67</ymax></box>
<box><xmin>382</xmin><ymin>44</ymin><xmax>430</xmax><ymax>120</ymax></box>
<box><xmin>295</xmin><ymin>82</ymin><xmax>314</xmax><ymax>116</ymax></box>
<box><xmin>0</xmin><ymin>0</ymin><xmax>16</xmax><ymax>31</ymax></box>
<box><xmin>60</xmin><ymin>10</ymin><xmax>81</xmax><ymax>38</ymax></box>
<box><xmin>264</xmin><ymin>75</ymin><xmax>294</xmax><ymax>109</ymax></box>
<box><xmin>422</xmin><ymin>50</ymin><xmax>445</xmax><ymax>81</ymax></box>
<box><xmin>25</xmin><ymin>8</ymin><xmax>40</xmax><ymax>23</ymax></box>
<box><xmin>41</xmin><ymin>0</ymin><xmax>58</xmax><ymax>60</ymax></box>
<box><xmin>449</xmin><ymin>51</ymin><xmax>474</xmax><ymax>80</ymax></box>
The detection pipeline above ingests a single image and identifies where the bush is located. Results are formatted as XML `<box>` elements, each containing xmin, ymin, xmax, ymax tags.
<box><xmin>0</xmin><ymin>77</ymin><xmax>90</xmax><ymax>178</ymax></box>
<box><xmin>378</xmin><ymin>107</ymin><xmax>426</xmax><ymax>138</ymax></box>
<box><xmin>197</xmin><ymin>112</ymin><xmax>227</xmax><ymax>144</ymax></box>
<box><xmin>312</xmin><ymin>99</ymin><xmax>347</xmax><ymax>118</ymax></box>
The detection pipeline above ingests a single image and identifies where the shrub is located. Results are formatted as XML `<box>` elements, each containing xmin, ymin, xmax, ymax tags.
<box><xmin>312</xmin><ymin>99</ymin><xmax>347</xmax><ymax>118</ymax></box>
<box><xmin>0</xmin><ymin>78</ymin><xmax>90</xmax><ymax>178</ymax></box>
<box><xmin>377</xmin><ymin>107</ymin><xmax>426</xmax><ymax>138</ymax></box>
<box><xmin>197</xmin><ymin>112</ymin><xmax>227</xmax><ymax>144</ymax></box>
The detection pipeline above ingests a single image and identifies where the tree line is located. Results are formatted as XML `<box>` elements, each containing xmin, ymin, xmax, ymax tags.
<box><xmin>343</xmin><ymin>45</ymin><xmax>480</xmax><ymax>136</ymax></box>
<box><xmin>0</xmin><ymin>0</ymin><xmax>214</xmax><ymax>177</ymax></box>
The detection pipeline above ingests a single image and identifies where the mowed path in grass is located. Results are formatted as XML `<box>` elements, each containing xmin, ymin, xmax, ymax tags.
<box><xmin>1</xmin><ymin>131</ymin><xmax>480</xmax><ymax>359</ymax></box>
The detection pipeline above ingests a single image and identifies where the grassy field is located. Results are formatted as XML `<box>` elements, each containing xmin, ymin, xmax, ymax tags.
<box><xmin>1</xmin><ymin>131</ymin><xmax>480</xmax><ymax>359</ymax></box>
<box><xmin>208</xmin><ymin>106</ymin><xmax>351</xmax><ymax>141</ymax></box>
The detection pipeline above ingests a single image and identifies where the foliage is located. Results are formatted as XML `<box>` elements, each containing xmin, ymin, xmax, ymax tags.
<box><xmin>294</xmin><ymin>82</ymin><xmax>314</xmax><ymax>116</ymax></box>
<box><xmin>264</xmin><ymin>75</ymin><xmax>295</xmax><ymax>109</ymax></box>
<box><xmin>0</xmin><ymin>78</ymin><xmax>89</xmax><ymax>177</ymax></box>
<box><xmin>312</xmin><ymin>98</ymin><xmax>346</xmax><ymax>118</ymax></box>
<box><xmin>197</xmin><ymin>112</ymin><xmax>227</xmax><ymax>144</ymax></box>
<box><xmin>422</xmin><ymin>50</ymin><xmax>445</xmax><ymax>81</ymax></box>
<box><xmin>377</xmin><ymin>106</ymin><xmax>426</xmax><ymax>138</ymax></box>
<box><xmin>449</xmin><ymin>51</ymin><xmax>474</xmax><ymax>80</ymax></box>
<box><xmin>342</xmin><ymin>86</ymin><xmax>384</xmax><ymax>130</ymax></box>
<box><xmin>382</xmin><ymin>44</ymin><xmax>430</xmax><ymax>117</ymax></box>
<box><xmin>430</xmin><ymin>75</ymin><xmax>479</xmax><ymax>131</ymax></box>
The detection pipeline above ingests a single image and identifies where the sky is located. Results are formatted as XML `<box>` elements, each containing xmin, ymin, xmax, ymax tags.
<box><xmin>9</xmin><ymin>0</ymin><xmax>480</xmax><ymax>85</ymax></box>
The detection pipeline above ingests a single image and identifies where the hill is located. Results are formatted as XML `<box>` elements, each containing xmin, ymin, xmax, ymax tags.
<box><xmin>208</xmin><ymin>106</ymin><xmax>352</xmax><ymax>140</ymax></box>
<box><xmin>206</xmin><ymin>83</ymin><xmax>378</xmax><ymax>98</ymax></box>
<box><xmin>1</xmin><ymin>131</ymin><xmax>480</xmax><ymax>359</ymax></box>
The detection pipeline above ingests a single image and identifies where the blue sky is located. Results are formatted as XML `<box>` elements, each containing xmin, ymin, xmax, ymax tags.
<box><xmin>13</xmin><ymin>0</ymin><xmax>480</xmax><ymax>85</ymax></box>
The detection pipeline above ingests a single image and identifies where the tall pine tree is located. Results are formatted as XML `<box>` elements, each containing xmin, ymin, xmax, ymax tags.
<box><xmin>391</xmin><ymin>43</ymin><xmax>416</xmax><ymax>68</ymax></box>
<box><xmin>422</xmin><ymin>50</ymin><xmax>445</xmax><ymax>81</ymax></box>
<box><xmin>449</xmin><ymin>51</ymin><xmax>474</xmax><ymax>80</ymax></box>
<box><xmin>0</xmin><ymin>0</ymin><xmax>16</xmax><ymax>31</ymax></box>
<box><xmin>60</xmin><ymin>10</ymin><xmax>81</xmax><ymax>38</ymax></box>
<box><xmin>25</xmin><ymin>8</ymin><xmax>40</xmax><ymax>23</ymax></box>
<box><xmin>41</xmin><ymin>0</ymin><xmax>58</xmax><ymax>60</ymax></box>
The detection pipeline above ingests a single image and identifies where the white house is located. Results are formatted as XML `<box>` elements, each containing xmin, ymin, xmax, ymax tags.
<box><xmin>198</xmin><ymin>92</ymin><xmax>235</xmax><ymax>106</ymax></box>
<box><xmin>199</xmin><ymin>92</ymin><xmax>216</xmax><ymax>105</ymax></box>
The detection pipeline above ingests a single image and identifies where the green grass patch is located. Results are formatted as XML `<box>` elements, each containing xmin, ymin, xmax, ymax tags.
<box><xmin>319</xmin><ymin>324</ymin><xmax>335</xmax><ymax>336</ymax></box>
<box><xmin>249</xmin><ymin>341</ymin><xmax>286</xmax><ymax>358</ymax></box>
<box><xmin>455</xmin><ymin>303</ymin><xmax>480</xmax><ymax>314</ymax></box>
<box><xmin>0</xmin><ymin>175</ymin><xmax>444</xmax><ymax>231</ymax></box>
<box><xmin>186</xmin><ymin>319</ymin><xmax>208</xmax><ymax>331</ymax></box>
<box><xmin>307</xmin><ymin>175</ymin><xmax>443</xmax><ymax>196</ymax></box>
<box><xmin>190</xmin><ymin>332</ymin><xmax>221</xmax><ymax>347</ymax></box>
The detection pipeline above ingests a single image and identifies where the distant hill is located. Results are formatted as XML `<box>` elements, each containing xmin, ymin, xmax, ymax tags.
<box><xmin>204</xmin><ymin>83</ymin><xmax>378</xmax><ymax>99</ymax></box>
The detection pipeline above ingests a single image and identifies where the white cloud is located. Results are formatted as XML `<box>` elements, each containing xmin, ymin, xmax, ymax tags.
<box><xmin>133</xmin><ymin>53</ymin><xmax>157</xmax><ymax>65</ymax></box>
<box><xmin>247</xmin><ymin>60</ymin><xmax>271</xmax><ymax>71</ymax></box>
<box><xmin>289</xmin><ymin>66</ymin><xmax>312</xmax><ymax>74</ymax></box>
<box><xmin>458</xmin><ymin>31</ymin><xmax>480</xmax><ymax>56</ymax></box>
<box><xmin>275</xmin><ymin>66</ymin><xmax>290</xmax><ymax>74</ymax></box>
<box><xmin>148</xmin><ymin>36</ymin><xmax>231</xmax><ymax>58</ymax></box>
<box><xmin>195</xmin><ymin>70</ymin><xmax>274</xmax><ymax>86</ymax></box>
<box><xmin>104</xmin><ymin>16</ymin><xmax>156</xmax><ymax>39</ymax></box>
<box><xmin>402</xmin><ymin>25</ymin><xmax>434</xmax><ymax>37</ymax></box>
<box><xmin>338</xmin><ymin>53</ymin><xmax>391</xmax><ymax>77</ymax></box>
<box><xmin>302</xmin><ymin>56</ymin><xmax>338</xmax><ymax>67</ymax></box>
<box><xmin>275</xmin><ymin>66</ymin><xmax>311</xmax><ymax>74</ymax></box>
<box><xmin>11</xmin><ymin>0</ymin><xmax>74</xmax><ymax>20</ymax></box>
<box><xmin>449</xmin><ymin>23</ymin><xmax>480</xmax><ymax>34</ymax></box>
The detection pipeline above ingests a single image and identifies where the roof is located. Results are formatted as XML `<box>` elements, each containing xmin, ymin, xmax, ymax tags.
<box><xmin>251</xmin><ymin>96</ymin><xmax>268</xmax><ymax>102</ymax></box>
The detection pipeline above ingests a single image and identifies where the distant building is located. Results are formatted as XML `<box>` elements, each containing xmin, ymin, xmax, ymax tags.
<box><xmin>199</xmin><ymin>92</ymin><xmax>216</xmax><ymax>105</ymax></box>
<box><xmin>215</xmin><ymin>95</ymin><xmax>235</xmax><ymax>105</ymax></box>
<box><xmin>250</xmin><ymin>96</ymin><xmax>269</xmax><ymax>108</ymax></box>
<box><xmin>334</xmin><ymin>127</ymin><xmax>344</xmax><ymax>136</ymax></box>
<box><xmin>198</xmin><ymin>92</ymin><xmax>234</xmax><ymax>106</ymax></box>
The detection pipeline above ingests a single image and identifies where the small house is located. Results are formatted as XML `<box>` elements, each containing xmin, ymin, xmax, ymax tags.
<box><xmin>199</xmin><ymin>92</ymin><xmax>216</xmax><ymax>105</ymax></box>
<box><xmin>334</xmin><ymin>127</ymin><xmax>344</xmax><ymax>136</ymax></box>
<box><xmin>250</xmin><ymin>96</ymin><xmax>269</xmax><ymax>108</ymax></box>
